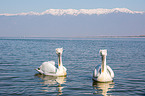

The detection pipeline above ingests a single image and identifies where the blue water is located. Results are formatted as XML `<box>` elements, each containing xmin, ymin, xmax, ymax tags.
<box><xmin>0</xmin><ymin>37</ymin><xmax>145</xmax><ymax>96</ymax></box>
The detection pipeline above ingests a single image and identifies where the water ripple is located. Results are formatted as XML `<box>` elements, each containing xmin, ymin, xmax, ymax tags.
<box><xmin>0</xmin><ymin>38</ymin><xmax>145</xmax><ymax>96</ymax></box>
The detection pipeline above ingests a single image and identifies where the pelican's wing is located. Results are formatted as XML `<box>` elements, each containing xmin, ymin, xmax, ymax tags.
<box><xmin>37</xmin><ymin>61</ymin><xmax>57</xmax><ymax>75</ymax></box>
<box><xmin>93</xmin><ymin>65</ymin><xmax>101</xmax><ymax>78</ymax></box>
<box><xmin>107</xmin><ymin>65</ymin><xmax>114</xmax><ymax>78</ymax></box>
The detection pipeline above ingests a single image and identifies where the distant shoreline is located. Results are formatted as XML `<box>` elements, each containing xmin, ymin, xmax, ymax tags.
<box><xmin>79</xmin><ymin>35</ymin><xmax>145</xmax><ymax>38</ymax></box>
<box><xmin>0</xmin><ymin>35</ymin><xmax>145</xmax><ymax>39</ymax></box>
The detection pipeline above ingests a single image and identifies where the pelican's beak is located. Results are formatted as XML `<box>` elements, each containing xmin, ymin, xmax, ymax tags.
<box><xmin>58</xmin><ymin>53</ymin><xmax>61</xmax><ymax>66</ymax></box>
<box><xmin>102</xmin><ymin>67</ymin><xmax>104</xmax><ymax>72</ymax></box>
<box><xmin>101</xmin><ymin>60</ymin><xmax>105</xmax><ymax>73</ymax></box>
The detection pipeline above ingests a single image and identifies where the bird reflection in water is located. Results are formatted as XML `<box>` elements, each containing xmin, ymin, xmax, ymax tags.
<box><xmin>35</xmin><ymin>73</ymin><xmax>66</xmax><ymax>95</ymax></box>
<box><xmin>93</xmin><ymin>81</ymin><xmax>114</xmax><ymax>96</ymax></box>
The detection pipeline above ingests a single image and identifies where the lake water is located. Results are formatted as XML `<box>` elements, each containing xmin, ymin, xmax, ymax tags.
<box><xmin>0</xmin><ymin>37</ymin><xmax>145</xmax><ymax>96</ymax></box>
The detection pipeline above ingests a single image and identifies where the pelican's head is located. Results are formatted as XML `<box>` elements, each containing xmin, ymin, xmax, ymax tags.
<box><xmin>56</xmin><ymin>48</ymin><xmax>63</xmax><ymax>55</ymax></box>
<box><xmin>100</xmin><ymin>49</ymin><xmax>107</xmax><ymax>56</ymax></box>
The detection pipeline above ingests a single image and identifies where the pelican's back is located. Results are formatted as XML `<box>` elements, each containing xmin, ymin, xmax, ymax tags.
<box><xmin>39</xmin><ymin>61</ymin><xmax>57</xmax><ymax>74</ymax></box>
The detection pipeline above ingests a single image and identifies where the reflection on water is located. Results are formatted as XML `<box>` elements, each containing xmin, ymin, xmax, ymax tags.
<box><xmin>35</xmin><ymin>74</ymin><xmax>66</xmax><ymax>95</ymax></box>
<box><xmin>1</xmin><ymin>38</ymin><xmax>145</xmax><ymax>95</ymax></box>
<box><xmin>93</xmin><ymin>81</ymin><xmax>114</xmax><ymax>96</ymax></box>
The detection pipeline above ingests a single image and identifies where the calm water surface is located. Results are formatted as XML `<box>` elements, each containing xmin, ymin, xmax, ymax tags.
<box><xmin>0</xmin><ymin>37</ymin><xmax>145</xmax><ymax>96</ymax></box>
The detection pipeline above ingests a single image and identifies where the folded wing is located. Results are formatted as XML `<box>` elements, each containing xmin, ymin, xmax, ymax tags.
<box><xmin>37</xmin><ymin>61</ymin><xmax>57</xmax><ymax>75</ymax></box>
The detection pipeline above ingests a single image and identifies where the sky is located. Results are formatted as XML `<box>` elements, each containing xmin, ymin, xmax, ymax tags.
<box><xmin>0</xmin><ymin>0</ymin><xmax>145</xmax><ymax>37</ymax></box>
<box><xmin>0</xmin><ymin>0</ymin><xmax>145</xmax><ymax>14</ymax></box>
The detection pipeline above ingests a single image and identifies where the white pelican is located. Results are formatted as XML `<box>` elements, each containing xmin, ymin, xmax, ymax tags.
<box><xmin>36</xmin><ymin>48</ymin><xmax>67</xmax><ymax>76</ymax></box>
<box><xmin>93</xmin><ymin>49</ymin><xmax>114</xmax><ymax>82</ymax></box>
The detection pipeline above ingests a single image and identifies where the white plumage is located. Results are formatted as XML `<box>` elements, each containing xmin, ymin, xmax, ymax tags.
<box><xmin>93</xmin><ymin>49</ymin><xmax>114</xmax><ymax>82</ymax></box>
<box><xmin>36</xmin><ymin>48</ymin><xmax>67</xmax><ymax>76</ymax></box>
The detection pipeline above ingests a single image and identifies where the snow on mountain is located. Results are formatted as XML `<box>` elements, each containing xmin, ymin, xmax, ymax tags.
<box><xmin>0</xmin><ymin>8</ymin><xmax>144</xmax><ymax>16</ymax></box>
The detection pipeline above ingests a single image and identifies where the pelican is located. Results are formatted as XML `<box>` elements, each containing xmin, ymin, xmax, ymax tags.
<box><xmin>36</xmin><ymin>48</ymin><xmax>67</xmax><ymax>76</ymax></box>
<box><xmin>93</xmin><ymin>49</ymin><xmax>114</xmax><ymax>82</ymax></box>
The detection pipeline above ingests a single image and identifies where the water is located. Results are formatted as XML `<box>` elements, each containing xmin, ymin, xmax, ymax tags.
<box><xmin>0</xmin><ymin>37</ymin><xmax>145</xmax><ymax>96</ymax></box>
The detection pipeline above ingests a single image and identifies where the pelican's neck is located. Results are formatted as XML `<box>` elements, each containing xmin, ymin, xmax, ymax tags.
<box><xmin>58</xmin><ymin>54</ymin><xmax>63</xmax><ymax>68</ymax></box>
<box><xmin>101</xmin><ymin>55</ymin><xmax>107</xmax><ymax>73</ymax></box>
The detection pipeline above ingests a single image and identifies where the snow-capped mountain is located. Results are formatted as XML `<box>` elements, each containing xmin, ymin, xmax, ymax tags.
<box><xmin>0</xmin><ymin>8</ymin><xmax>144</xmax><ymax>16</ymax></box>
<box><xmin>0</xmin><ymin>8</ymin><xmax>145</xmax><ymax>37</ymax></box>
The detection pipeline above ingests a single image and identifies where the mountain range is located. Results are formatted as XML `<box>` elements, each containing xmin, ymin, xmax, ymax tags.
<box><xmin>0</xmin><ymin>8</ymin><xmax>144</xmax><ymax>16</ymax></box>
<box><xmin>0</xmin><ymin>8</ymin><xmax>145</xmax><ymax>37</ymax></box>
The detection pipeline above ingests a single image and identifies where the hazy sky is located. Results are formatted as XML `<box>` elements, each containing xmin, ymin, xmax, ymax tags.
<box><xmin>0</xmin><ymin>0</ymin><xmax>145</xmax><ymax>37</ymax></box>
<box><xmin>0</xmin><ymin>0</ymin><xmax>145</xmax><ymax>14</ymax></box>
